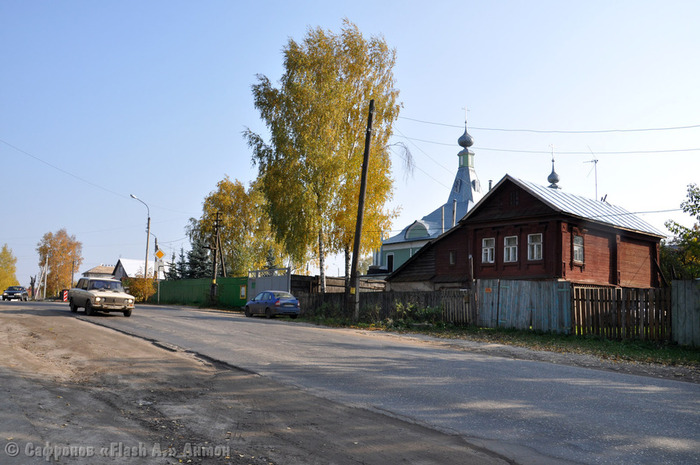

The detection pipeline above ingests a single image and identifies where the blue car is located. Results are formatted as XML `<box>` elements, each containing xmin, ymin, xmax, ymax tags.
<box><xmin>244</xmin><ymin>290</ymin><xmax>300</xmax><ymax>319</ymax></box>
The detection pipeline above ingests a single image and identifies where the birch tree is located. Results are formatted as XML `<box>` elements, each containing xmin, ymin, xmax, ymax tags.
<box><xmin>36</xmin><ymin>229</ymin><xmax>83</xmax><ymax>296</ymax></box>
<box><xmin>190</xmin><ymin>176</ymin><xmax>287</xmax><ymax>277</ymax></box>
<box><xmin>245</xmin><ymin>20</ymin><xmax>400</xmax><ymax>291</ymax></box>
<box><xmin>0</xmin><ymin>244</ymin><xmax>19</xmax><ymax>290</ymax></box>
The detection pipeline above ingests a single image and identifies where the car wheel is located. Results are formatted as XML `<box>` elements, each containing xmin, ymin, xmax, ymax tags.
<box><xmin>265</xmin><ymin>308</ymin><xmax>273</xmax><ymax>319</ymax></box>
<box><xmin>85</xmin><ymin>301</ymin><xmax>93</xmax><ymax>316</ymax></box>
<box><xmin>69</xmin><ymin>300</ymin><xmax>78</xmax><ymax>313</ymax></box>
<box><xmin>123</xmin><ymin>309</ymin><xmax>132</xmax><ymax>317</ymax></box>
<box><xmin>244</xmin><ymin>307</ymin><xmax>251</xmax><ymax>317</ymax></box>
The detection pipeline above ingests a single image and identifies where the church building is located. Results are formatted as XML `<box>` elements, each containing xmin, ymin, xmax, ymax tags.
<box><xmin>373</xmin><ymin>120</ymin><xmax>483</xmax><ymax>273</ymax></box>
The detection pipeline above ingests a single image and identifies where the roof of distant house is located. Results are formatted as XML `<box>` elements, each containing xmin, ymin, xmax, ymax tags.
<box><xmin>83</xmin><ymin>264</ymin><xmax>115</xmax><ymax>276</ymax></box>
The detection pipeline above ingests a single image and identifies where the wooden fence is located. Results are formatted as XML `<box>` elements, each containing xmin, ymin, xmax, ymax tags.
<box><xmin>478</xmin><ymin>279</ymin><xmax>572</xmax><ymax>333</ymax></box>
<box><xmin>297</xmin><ymin>289</ymin><xmax>475</xmax><ymax>325</ymax></box>
<box><xmin>571</xmin><ymin>286</ymin><xmax>672</xmax><ymax>342</ymax></box>
<box><xmin>294</xmin><ymin>280</ymin><xmax>698</xmax><ymax>345</ymax></box>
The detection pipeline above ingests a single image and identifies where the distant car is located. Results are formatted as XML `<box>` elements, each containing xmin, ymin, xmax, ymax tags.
<box><xmin>2</xmin><ymin>286</ymin><xmax>28</xmax><ymax>301</ymax></box>
<box><xmin>244</xmin><ymin>290</ymin><xmax>300</xmax><ymax>319</ymax></box>
<box><xmin>68</xmin><ymin>277</ymin><xmax>135</xmax><ymax>317</ymax></box>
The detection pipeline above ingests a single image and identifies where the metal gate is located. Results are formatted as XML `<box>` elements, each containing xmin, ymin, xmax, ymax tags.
<box><xmin>247</xmin><ymin>267</ymin><xmax>291</xmax><ymax>300</ymax></box>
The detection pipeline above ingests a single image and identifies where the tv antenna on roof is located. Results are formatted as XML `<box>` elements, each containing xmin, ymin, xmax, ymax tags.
<box><xmin>584</xmin><ymin>146</ymin><xmax>599</xmax><ymax>200</ymax></box>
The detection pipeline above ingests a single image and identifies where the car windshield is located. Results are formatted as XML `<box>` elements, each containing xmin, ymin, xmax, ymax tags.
<box><xmin>89</xmin><ymin>280</ymin><xmax>124</xmax><ymax>292</ymax></box>
<box><xmin>7</xmin><ymin>286</ymin><xmax>23</xmax><ymax>291</ymax></box>
<box><xmin>273</xmin><ymin>291</ymin><xmax>294</xmax><ymax>299</ymax></box>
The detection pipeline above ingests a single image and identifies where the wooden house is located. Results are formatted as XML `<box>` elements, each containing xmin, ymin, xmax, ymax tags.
<box><xmin>387</xmin><ymin>175</ymin><xmax>665</xmax><ymax>291</ymax></box>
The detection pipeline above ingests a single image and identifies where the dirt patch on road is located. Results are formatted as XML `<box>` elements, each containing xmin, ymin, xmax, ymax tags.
<box><xmin>0</xmin><ymin>312</ymin><xmax>510</xmax><ymax>465</ymax></box>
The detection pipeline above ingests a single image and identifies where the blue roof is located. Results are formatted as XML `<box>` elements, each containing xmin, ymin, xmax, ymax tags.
<box><xmin>384</xmin><ymin>165</ymin><xmax>482</xmax><ymax>245</ymax></box>
<box><xmin>507</xmin><ymin>176</ymin><xmax>665</xmax><ymax>237</ymax></box>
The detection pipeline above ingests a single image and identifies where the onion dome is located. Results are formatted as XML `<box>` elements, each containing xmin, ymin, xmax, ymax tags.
<box><xmin>547</xmin><ymin>155</ymin><xmax>560</xmax><ymax>189</ymax></box>
<box><xmin>458</xmin><ymin>124</ymin><xmax>474</xmax><ymax>148</ymax></box>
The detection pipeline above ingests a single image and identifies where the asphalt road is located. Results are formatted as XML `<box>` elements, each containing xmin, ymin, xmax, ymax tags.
<box><xmin>23</xmin><ymin>302</ymin><xmax>700</xmax><ymax>464</ymax></box>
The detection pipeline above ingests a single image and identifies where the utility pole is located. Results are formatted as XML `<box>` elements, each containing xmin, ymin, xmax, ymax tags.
<box><xmin>42</xmin><ymin>254</ymin><xmax>48</xmax><ymax>300</ymax></box>
<box><xmin>217</xmin><ymin>220</ymin><xmax>227</xmax><ymax>277</ymax></box>
<box><xmin>210</xmin><ymin>211</ymin><xmax>221</xmax><ymax>300</ymax></box>
<box><xmin>350</xmin><ymin>99</ymin><xmax>375</xmax><ymax>322</ymax></box>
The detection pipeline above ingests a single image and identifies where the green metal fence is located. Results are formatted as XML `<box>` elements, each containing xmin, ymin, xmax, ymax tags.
<box><xmin>150</xmin><ymin>277</ymin><xmax>248</xmax><ymax>308</ymax></box>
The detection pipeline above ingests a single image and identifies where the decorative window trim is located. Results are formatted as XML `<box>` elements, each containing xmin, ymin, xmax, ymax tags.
<box><xmin>573</xmin><ymin>235</ymin><xmax>584</xmax><ymax>263</ymax></box>
<box><xmin>482</xmin><ymin>238</ymin><xmax>495</xmax><ymax>264</ymax></box>
<box><xmin>504</xmin><ymin>235</ymin><xmax>518</xmax><ymax>263</ymax></box>
<box><xmin>527</xmin><ymin>233</ymin><xmax>543</xmax><ymax>261</ymax></box>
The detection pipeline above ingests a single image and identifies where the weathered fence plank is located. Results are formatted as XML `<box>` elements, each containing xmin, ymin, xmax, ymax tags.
<box><xmin>672</xmin><ymin>280</ymin><xmax>700</xmax><ymax>346</ymax></box>
<box><xmin>476</xmin><ymin>280</ymin><xmax>571</xmax><ymax>333</ymax></box>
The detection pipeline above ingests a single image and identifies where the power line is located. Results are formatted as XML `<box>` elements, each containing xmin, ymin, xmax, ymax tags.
<box><xmin>393</xmin><ymin>127</ymin><xmax>453</xmax><ymax>175</ymax></box>
<box><xmin>398</xmin><ymin>116</ymin><xmax>700</xmax><ymax>134</ymax></box>
<box><xmin>395</xmin><ymin>134</ymin><xmax>700</xmax><ymax>155</ymax></box>
<box><xmin>2</xmin><ymin>137</ymin><xmax>201</xmax><ymax>217</ymax></box>
<box><xmin>1</xmin><ymin>137</ymin><xmax>128</xmax><ymax>199</ymax></box>
<box><xmin>590</xmin><ymin>208</ymin><xmax>681</xmax><ymax>219</ymax></box>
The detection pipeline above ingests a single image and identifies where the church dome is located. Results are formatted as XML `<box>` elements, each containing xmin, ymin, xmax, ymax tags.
<box><xmin>458</xmin><ymin>127</ymin><xmax>474</xmax><ymax>148</ymax></box>
<box><xmin>547</xmin><ymin>155</ymin><xmax>560</xmax><ymax>188</ymax></box>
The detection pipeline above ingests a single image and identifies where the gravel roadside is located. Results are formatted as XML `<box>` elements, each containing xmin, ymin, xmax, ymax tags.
<box><xmin>0</xmin><ymin>312</ymin><xmax>511</xmax><ymax>465</ymax></box>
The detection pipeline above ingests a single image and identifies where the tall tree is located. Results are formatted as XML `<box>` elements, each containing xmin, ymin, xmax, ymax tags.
<box><xmin>186</xmin><ymin>235</ymin><xmax>212</xmax><ymax>279</ymax></box>
<box><xmin>0</xmin><ymin>244</ymin><xmax>19</xmax><ymax>290</ymax></box>
<box><xmin>190</xmin><ymin>176</ymin><xmax>287</xmax><ymax>277</ymax></box>
<box><xmin>663</xmin><ymin>183</ymin><xmax>700</xmax><ymax>279</ymax></box>
<box><xmin>176</xmin><ymin>247</ymin><xmax>188</xmax><ymax>279</ymax></box>
<box><xmin>245</xmin><ymin>19</ymin><xmax>401</xmax><ymax>291</ymax></box>
<box><xmin>36</xmin><ymin>229</ymin><xmax>83</xmax><ymax>296</ymax></box>
<box><xmin>164</xmin><ymin>252</ymin><xmax>180</xmax><ymax>280</ymax></box>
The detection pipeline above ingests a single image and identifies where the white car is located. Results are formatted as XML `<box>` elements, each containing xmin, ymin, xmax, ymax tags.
<box><xmin>68</xmin><ymin>278</ymin><xmax>135</xmax><ymax>317</ymax></box>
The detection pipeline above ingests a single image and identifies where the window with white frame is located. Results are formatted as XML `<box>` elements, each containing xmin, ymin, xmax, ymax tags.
<box><xmin>528</xmin><ymin>233</ymin><xmax>543</xmax><ymax>261</ymax></box>
<box><xmin>482</xmin><ymin>238</ymin><xmax>495</xmax><ymax>263</ymax></box>
<box><xmin>573</xmin><ymin>235</ymin><xmax>584</xmax><ymax>263</ymax></box>
<box><xmin>504</xmin><ymin>236</ymin><xmax>518</xmax><ymax>262</ymax></box>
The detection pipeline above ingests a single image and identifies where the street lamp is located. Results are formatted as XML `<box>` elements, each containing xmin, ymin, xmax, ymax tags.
<box><xmin>130</xmin><ymin>194</ymin><xmax>151</xmax><ymax>279</ymax></box>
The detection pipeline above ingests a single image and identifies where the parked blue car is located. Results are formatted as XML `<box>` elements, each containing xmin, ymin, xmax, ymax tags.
<box><xmin>244</xmin><ymin>290</ymin><xmax>300</xmax><ymax>319</ymax></box>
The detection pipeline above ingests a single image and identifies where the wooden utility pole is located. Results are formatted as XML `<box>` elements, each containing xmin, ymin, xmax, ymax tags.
<box><xmin>350</xmin><ymin>99</ymin><xmax>375</xmax><ymax>322</ymax></box>
<box><xmin>210</xmin><ymin>211</ymin><xmax>221</xmax><ymax>300</ymax></box>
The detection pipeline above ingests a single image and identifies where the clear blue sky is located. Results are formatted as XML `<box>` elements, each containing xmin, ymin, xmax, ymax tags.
<box><xmin>2</xmin><ymin>0</ymin><xmax>699</xmax><ymax>285</ymax></box>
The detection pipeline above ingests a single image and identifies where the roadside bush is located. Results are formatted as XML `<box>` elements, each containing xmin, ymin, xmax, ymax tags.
<box><xmin>123</xmin><ymin>277</ymin><xmax>156</xmax><ymax>303</ymax></box>
<box><xmin>390</xmin><ymin>302</ymin><xmax>443</xmax><ymax>328</ymax></box>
